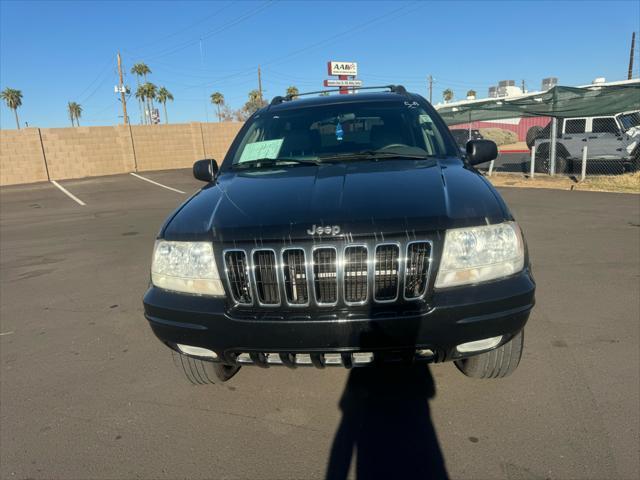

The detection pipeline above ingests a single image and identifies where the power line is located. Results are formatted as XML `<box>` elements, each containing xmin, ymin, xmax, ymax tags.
<box><xmin>75</xmin><ymin>55</ymin><xmax>115</xmax><ymax>102</ymax></box>
<box><xmin>140</xmin><ymin>1</ymin><xmax>277</xmax><ymax>61</ymax></box>
<box><xmin>77</xmin><ymin>66</ymin><xmax>117</xmax><ymax>106</ymax></box>
<box><xmin>126</xmin><ymin>1</ymin><xmax>235</xmax><ymax>56</ymax></box>
<box><xmin>261</xmin><ymin>2</ymin><xmax>421</xmax><ymax>69</ymax></box>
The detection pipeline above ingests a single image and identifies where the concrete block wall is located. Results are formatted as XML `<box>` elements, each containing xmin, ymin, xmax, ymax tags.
<box><xmin>41</xmin><ymin>125</ymin><xmax>135</xmax><ymax>180</ymax></box>
<box><xmin>201</xmin><ymin>122</ymin><xmax>243</xmax><ymax>163</ymax></box>
<box><xmin>0</xmin><ymin>122</ymin><xmax>243</xmax><ymax>186</ymax></box>
<box><xmin>0</xmin><ymin>129</ymin><xmax>49</xmax><ymax>186</ymax></box>
<box><xmin>132</xmin><ymin>123</ymin><xmax>197</xmax><ymax>172</ymax></box>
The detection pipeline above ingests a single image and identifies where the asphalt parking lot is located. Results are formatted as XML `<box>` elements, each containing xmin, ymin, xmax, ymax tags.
<box><xmin>1</xmin><ymin>170</ymin><xmax>638</xmax><ymax>479</ymax></box>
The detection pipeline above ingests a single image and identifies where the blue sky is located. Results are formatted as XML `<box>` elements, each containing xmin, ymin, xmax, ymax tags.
<box><xmin>1</xmin><ymin>0</ymin><xmax>639</xmax><ymax>128</ymax></box>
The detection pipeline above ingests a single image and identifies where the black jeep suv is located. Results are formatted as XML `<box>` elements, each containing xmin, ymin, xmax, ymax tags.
<box><xmin>143</xmin><ymin>86</ymin><xmax>535</xmax><ymax>384</ymax></box>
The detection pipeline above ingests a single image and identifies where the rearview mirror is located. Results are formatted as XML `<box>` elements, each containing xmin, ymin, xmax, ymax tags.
<box><xmin>193</xmin><ymin>159</ymin><xmax>218</xmax><ymax>182</ymax></box>
<box><xmin>466</xmin><ymin>140</ymin><xmax>498</xmax><ymax>166</ymax></box>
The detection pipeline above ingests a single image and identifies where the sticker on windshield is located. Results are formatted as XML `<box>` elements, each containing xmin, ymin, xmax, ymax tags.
<box><xmin>239</xmin><ymin>139</ymin><xmax>284</xmax><ymax>163</ymax></box>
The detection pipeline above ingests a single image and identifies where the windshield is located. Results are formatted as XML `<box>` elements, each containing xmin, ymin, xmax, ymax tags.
<box><xmin>228</xmin><ymin>100</ymin><xmax>456</xmax><ymax>166</ymax></box>
<box><xmin>617</xmin><ymin>112</ymin><xmax>640</xmax><ymax>131</ymax></box>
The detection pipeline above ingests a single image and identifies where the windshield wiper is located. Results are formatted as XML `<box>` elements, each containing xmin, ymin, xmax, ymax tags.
<box><xmin>319</xmin><ymin>149</ymin><xmax>433</xmax><ymax>162</ymax></box>
<box><xmin>232</xmin><ymin>158</ymin><xmax>321</xmax><ymax>170</ymax></box>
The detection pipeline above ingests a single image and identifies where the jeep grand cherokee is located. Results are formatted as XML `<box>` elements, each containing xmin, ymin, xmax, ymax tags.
<box><xmin>143</xmin><ymin>85</ymin><xmax>535</xmax><ymax>384</ymax></box>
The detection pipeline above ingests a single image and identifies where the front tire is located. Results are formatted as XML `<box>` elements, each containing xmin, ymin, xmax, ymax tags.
<box><xmin>172</xmin><ymin>351</ymin><xmax>241</xmax><ymax>385</ymax></box>
<box><xmin>454</xmin><ymin>330</ymin><xmax>524</xmax><ymax>379</ymax></box>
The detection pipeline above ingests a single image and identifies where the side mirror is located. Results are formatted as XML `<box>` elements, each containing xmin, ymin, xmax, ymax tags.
<box><xmin>466</xmin><ymin>140</ymin><xmax>498</xmax><ymax>166</ymax></box>
<box><xmin>193</xmin><ymin>159</ymin><xmax>218</xmax><ymax>182</ymax></box>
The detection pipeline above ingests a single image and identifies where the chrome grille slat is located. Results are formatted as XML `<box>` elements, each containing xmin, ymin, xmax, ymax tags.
<box><xmin>223</xmin><ymin>240</ymin><xmax>432</xmax><ymax>308</ymax></box>
<box><xmin>224</xmin><ymin>250</ymin><xmax>252</xmax><ymax>305</ymax></box>
<box><xmin>313</xmin><ymin>247</ymin><xmax>338</xmax><ymax>305</ymax></box>
<box><xmin>344</xmin><ymin>246</ymin><xmax>368</xmax><ymax>304</ymax></box>
<box><xmin>252</xmin><ymin>249</ymin><xmax>280</xmax><ymax>305</ymax></box>
<box><xmin>404</xmin><ymin>241</ymin><xmax>432</xmax><ymax>299</ymax></box>
<box><xmin>282</xmin><ymin>249</ymin><xmax>309</xmax><ymax>305</ymax></box>
<box><xmin>374</xmin><ymin>244</ymin><xmax>400</xmax><ymax>301</ymax></box>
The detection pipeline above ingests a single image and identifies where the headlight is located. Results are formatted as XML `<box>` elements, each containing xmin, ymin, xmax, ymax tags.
<box><xmin>151</xmin><ymin>240</ymin><xmax>225</xmax><ymax>296</ymax></box>
<box><xmin>435</xmin><ymin>222</ymin><xmax>524</xmax><ymax>288</ymax></box>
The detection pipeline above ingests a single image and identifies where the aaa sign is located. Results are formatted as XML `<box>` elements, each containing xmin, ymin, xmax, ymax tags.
<box><xmin>327</xmin><ymin>61</ymin><xmax>358</xmax><ymax>76</ymax></box>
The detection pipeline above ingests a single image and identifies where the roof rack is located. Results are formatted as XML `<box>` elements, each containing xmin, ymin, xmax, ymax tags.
<box><xmin>270</xmin><ymin>84</ymin><xmax>408</xmax><ymax>105</ymax></box>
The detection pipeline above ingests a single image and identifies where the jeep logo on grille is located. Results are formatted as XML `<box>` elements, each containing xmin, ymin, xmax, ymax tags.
<box><xmin>307</xmin><ymin>224</ymin><xmax>341</xmax><ymax>236</ymax></box>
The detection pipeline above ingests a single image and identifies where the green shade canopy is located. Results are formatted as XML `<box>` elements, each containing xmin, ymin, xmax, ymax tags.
<box><xmin>436</xmin><ymin>84</ymin><xmax>640</xmax><ymax>125</ymax></box>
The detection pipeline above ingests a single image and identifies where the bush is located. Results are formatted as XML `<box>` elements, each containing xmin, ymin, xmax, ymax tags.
<box><xmin>479</xmin><ymin>128</ymin><xmax>518</xmax><ymax>146</ymax></box>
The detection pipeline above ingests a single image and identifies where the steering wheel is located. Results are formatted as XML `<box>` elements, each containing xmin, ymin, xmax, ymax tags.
<box><xmin>379</xmin><ymin>143</ymin><xmax>410</xmax><ymax>150</ymax></box>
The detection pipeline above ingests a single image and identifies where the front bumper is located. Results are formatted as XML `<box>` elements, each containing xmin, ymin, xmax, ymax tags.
<box><xmin>143</xmin><ymin>268</ymin><xmax>535</xmax><ymax>366</ymax></box>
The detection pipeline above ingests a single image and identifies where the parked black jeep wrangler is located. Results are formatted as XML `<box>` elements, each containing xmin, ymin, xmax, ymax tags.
<box><xmin>143</xmin><ymin>86</ymin><xmax>535</xmax><ymax>384</ymax></box>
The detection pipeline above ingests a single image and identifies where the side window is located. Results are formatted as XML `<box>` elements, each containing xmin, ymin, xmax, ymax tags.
<box><xmin>592</xmin><ymin>117</ymin><xmax>619</xmax><ymax>134</ymax></box>
<box><xmin>565</xmin><ymin>119</ymin><xmax>586</xmax><ymax>134</ymax></box>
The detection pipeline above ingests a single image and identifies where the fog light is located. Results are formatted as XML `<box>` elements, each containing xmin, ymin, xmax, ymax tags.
<box><xmin>176</xmin><ymin>344</ymin><xmax>218</xmax><ymax>359</ymax></box>
<box><xmin>457</xmin><ymin>336</ymin><xmax>502</xmax><ymax>353</ymax></box>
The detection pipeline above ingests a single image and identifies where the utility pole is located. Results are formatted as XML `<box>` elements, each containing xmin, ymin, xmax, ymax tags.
<box><xmin>628</xmin><ymin>32</ymin><xmax>636</xmax><ymax>80</ymax></box>
<box><xmin>428</xmin><ymin>75</ymin><xmax>433</xmax><ymax>103</ymax></box>
<box><xmin>258</xmin><ymin>65</ymin><xmax>263</xmax><ymax>102</ymax></box>
<box><xmin>117</xmin><ymin>52</ymin><xmax>128</xmax><ymax>125</ymax></box>
<box><xmin>521</xmin><ymin>79</ymin><xmax>526</xmax><ymax>93</ymax></box>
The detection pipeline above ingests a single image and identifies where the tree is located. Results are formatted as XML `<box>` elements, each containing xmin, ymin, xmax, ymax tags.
<box><xmin>286</xmin><ymin>85</ymin><xmax>299</xmax><ymax>99</ymax></box>
<box><xmin>210</xmin><ymin>92</ymin><xmax>224</xmax><ymax>122</ymax></box>
<box><xmin>135</xmin><ymin>84</ymin><xmax>146</xmax><ymax>123</ymax></box>
<box><xmin>1</xmin><ymin>88</ymin><xmax>23</xmax><ymax>129</ymax></box>
<box><xmin>67</xmin><ymin>101</ymin><xmax>82</xmax><ymax>127</ymax></box>
<box><xmin>130</xmin><ymin>62</ymin><xmax>151</xmax><ymax>81</ymax></box>
<box><xmin>142</xmin><ymin>82</ymin><xmax>157</xmax><ymax>124</ymax></box>
<box><xmin>466</xmin><ymin>89</ymin><xmax>477</xmax><ymax>98</ymax></box>
<box><xmin>156</xmin><ymin>87</ymin><xmax>173</xmax><ymax>124</ymax></box>
<box><xmin>240</xmin><ymin>89</ymin><xmax>267</xmax><ymax>119</ymax></box>
<box><xmin>131</xmin><ymin>62</ymin><xmax>152</xmax><ymax>124</ymax></box>
<box><xmin>442</xmin><ymin>88</ymin><xmax>454</xmax><ymax>103</ymax></box>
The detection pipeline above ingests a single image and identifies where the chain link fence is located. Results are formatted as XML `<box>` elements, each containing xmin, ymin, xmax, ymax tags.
<box><xmin>448</xmin><ymin>112</ymin><xmax>640</xmax><ymax>180</ymax></box>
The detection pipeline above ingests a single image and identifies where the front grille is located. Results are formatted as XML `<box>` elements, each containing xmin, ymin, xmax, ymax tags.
<box><xmin>374</xmin><ymin>244</ymin><xmax>400</xmax><ymax>301</ymax></box>
<box><xmin>253</xmin><ymin>250</ymin><xmax>280</xmax><ymax>305</ymax></box>
<box><xmin>313</xmin><ymin>248</ymin><xmax>337</xmax><ymax>304</ymax></box>
<box><xmin>223</xmin><ymin>240</ymin><xmax>432</xmax><ymax>308</ymax></box>
<box><xmin>344</xmin><ymin>246</ymin><xmax>368</xmax><ymax>304</ymax></box>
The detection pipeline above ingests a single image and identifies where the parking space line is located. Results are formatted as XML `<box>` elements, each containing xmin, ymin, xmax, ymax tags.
<box><xmin>130</xmin><ymin>173</ymin><xmax>186</xmax><ymax>194</ymax></box>
<box><xmin>50</xmin><ymin>180</ymin><xmax>86</xmax><ymax>206</ymax></box>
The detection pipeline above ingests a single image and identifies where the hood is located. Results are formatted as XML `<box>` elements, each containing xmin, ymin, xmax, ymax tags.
<box><xmin>162</xmin><ymin>159</ymin><xmax>510</xmax><ymax>242</ymax></box>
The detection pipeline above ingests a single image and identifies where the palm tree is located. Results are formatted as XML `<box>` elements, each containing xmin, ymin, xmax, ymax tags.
<box><xmin>286</xmin><ymin>85</ymin><xmax>299</xmax><ymax>99</ymax></box>
<box><xmin>135</xmin><ymin>84</ymin><xmax>146</xmax><ymax>123</ymax></box>
<box><xmin>466</xmin><ymin>89</ymin><xmax>477</xmax><ymax>99</ymax></box>
<box><xmin>67</xmin><ymin>101</ymin><xmax>82</xmax><ymax>127</ymax></box>
<box><xmin>143</xmin><ymin>82</ymin><xmax>157</xmax><ymax>124</ymax></box>
<box><xmin>442</xmin><ymin>88</ymin><xmax>454</xmax><ymax>103</ymax></box>
<box><xmin>1</xmin><ymin>88</ymin><xmax>23</xmax><ymax>129</ymax></box>
<box><xmin>156</xmin><ymin>87</ymin><xmax>173</xmax><ymax>124</ymax></box>
<box><xmin>131</xmin><ymin>62</ymin><xmax>152</xmax><ymax>124</ymax></box>
<box><xmin>210</xmin><ymin>92</ymin><xmax>224</xmax><ymax>122</ymax></box>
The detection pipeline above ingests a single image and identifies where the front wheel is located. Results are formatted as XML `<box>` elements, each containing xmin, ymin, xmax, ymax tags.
<box><xmin>454</xmin><ymin>330</ymin><xmax>524</xmax><ymax>379</ymax></box>
<box><xmin>172</xmin><ymin>351</ymin><xmax>241</xmax><ymax>385</ymax></box>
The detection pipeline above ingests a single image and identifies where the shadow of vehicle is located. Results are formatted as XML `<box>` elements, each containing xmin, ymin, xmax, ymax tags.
<box><xmin>325</xmin><ymin>364</ymin><xmax>448</xmax><ymax>480</ymax></box>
